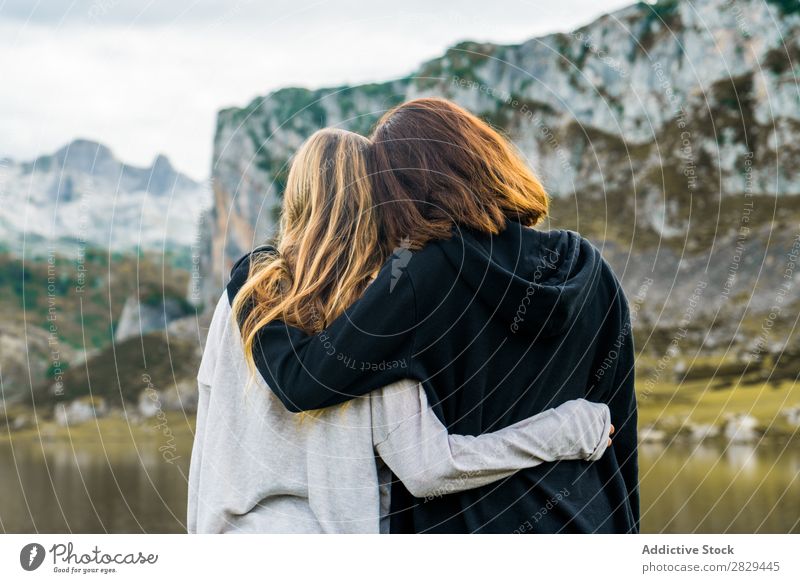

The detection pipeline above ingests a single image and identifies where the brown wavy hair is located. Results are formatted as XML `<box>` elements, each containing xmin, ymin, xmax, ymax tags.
<box><xmin>232</xmin><ymin>128</ymin><xmax>386</xmax><ymax>374</ymax></box>
<box><xmin>370</xmin><ymin>97</ymin><xmax>549</xmax><ymax>248</ymax></box>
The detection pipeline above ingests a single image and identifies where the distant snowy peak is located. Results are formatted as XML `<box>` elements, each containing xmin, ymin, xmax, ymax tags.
<box><xmin>0</xmin><ymin>140</ymin><xmax>211</xmax><ymax>254</ymax></box>
<box><xmin>19</xmin><ymin>139</ymin><xmax>200</xmax><ymax>198</ymax></box>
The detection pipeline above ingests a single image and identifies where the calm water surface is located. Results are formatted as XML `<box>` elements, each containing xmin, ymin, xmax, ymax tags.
<box><xmin>1</xmin><ymin>436</ymin><xmax>798</xmax><ymax>533</ymax></box>
<box><xmin>0</xmin><ymin>436</ymin><xmax>191</xmax><ymax>533</ymax></box>
<box><xmin>639</xmin><ymin>441</ymin><xmax>800</xmax><ymax>533</ymax></box>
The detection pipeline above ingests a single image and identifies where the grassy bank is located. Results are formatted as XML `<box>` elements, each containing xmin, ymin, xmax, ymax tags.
<box><xmin>636</xmin><ymin>361</ymin><xmax>800</xmax><ymax>438</ymax></box>
<box><xmin>3</xmin><ymin>379</ymin><xmax>799</xmax><ymax>450</ymax></box>
<box><xmin>0</xmin><ymin>411</ymin><xmax>196</xmax><ymax>450</ymax></box>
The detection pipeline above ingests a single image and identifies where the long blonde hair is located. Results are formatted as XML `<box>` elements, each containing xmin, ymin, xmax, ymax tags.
<box><xmin>232</xmin><ymin>128</ymin><xmax>386</xmax><ymax>381</ymax></box>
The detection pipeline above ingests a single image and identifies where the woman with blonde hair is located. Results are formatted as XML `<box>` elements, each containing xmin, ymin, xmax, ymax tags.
<box><xmin>187</xmin><ymin>127</ymin><xmax>613</xmax><ymax>533</ymax></box>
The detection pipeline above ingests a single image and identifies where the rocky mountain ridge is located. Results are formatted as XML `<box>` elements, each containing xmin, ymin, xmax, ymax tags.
<box><xmin>200</xmin><ymin>0</ymin><xmax>799</xmax><ymax>345</ymax></box>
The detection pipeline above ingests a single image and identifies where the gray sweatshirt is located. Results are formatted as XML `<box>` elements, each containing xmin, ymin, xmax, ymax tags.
<box><xmin>187</xmin><ymin>294</ymin><xmax>612</xmax><ymax>534</ymax></box>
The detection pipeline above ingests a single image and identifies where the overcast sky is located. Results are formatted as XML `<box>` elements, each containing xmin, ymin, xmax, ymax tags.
<box><xmin>0</xmin><ymin>0</ymin><xmax>634</xmax><ymax>180</ymax></box>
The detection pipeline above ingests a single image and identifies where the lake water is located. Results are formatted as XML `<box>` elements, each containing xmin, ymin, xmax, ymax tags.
<box><xmin>639</xmin><ymin>441</ymin><xmax>800</xmax><ymax>533</ymax></box>
<box><xmin>0</xmin><ymin>436</ymin><xmax>192</xmax><ymax>533</ymax></box>
<box><xmin>1</xmin><ymin>437</ymin><xmax>798</xmax><ymax>533</ymax></box>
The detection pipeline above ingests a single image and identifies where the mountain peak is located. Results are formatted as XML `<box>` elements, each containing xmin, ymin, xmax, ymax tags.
<box><xmin>60</xmin><ymin>138</ymin><xmax>113</xmax><ymax>158</ymax></box>
<box><xmin>151</xmin><ymin>153</ymin><xmax>173</xmax><ymax>173</ymax></box>
<box><xmin>15</xmin><ymin>139</ymin><xmax>112</xmax><ymax>174</ymax></box>
<box><xmin>146</xmin><ymin>153</ymin><xmax>185</xmax><ymax>194</ymax></box>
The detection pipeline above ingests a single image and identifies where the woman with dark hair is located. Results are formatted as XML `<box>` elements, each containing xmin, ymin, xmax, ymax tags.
<box><xmin>241</xmin><ymin>98</ymin><xmax>639</xmax><ymax>533</ymax></box>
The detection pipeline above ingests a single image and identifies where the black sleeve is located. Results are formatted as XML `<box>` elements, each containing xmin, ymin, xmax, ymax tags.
<box><xmin>246</xmin><ymin>255</ymin><xmax>421</xmax><ymax>412</ymax></box>
<box><xmin>606</xmin><ymin>288</ymin><xmax>640</xmax><ymax>532</ymax></box>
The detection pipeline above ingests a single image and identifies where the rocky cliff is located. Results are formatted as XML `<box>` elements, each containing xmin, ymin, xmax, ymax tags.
<box><xmin>205</xmin><ymin>0</ymin><xmax>800</xmax><ymax>347</ymax></box>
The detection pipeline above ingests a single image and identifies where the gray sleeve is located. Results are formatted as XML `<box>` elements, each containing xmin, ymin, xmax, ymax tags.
<box><xmin>187</xmin><ymin>293</ymin><xmax>227</xmax><ymax>534</ymax></box>
<box><xmin>187</xmin><ymin>381</ymin><xmax>211</xmax><ymax>534</ymax></box>
<box><xmin>370</xmin><ymin>380</ymin><xmax>612</xmax><ymax>499</ymax></box>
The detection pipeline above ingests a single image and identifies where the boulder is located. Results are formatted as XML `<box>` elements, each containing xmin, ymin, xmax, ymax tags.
<box><xmin>54</xmin><ymin>397</ymin><xmax>108</xmax><ymax>427</ymax></box>
<box><xmin>781</xmin><ymin>406</ymin><xmax>800</xmax><ymax>427</ymax></box>
<box><xmin>685</xmin><ymin>422</ymin><xmax>719</xmax><ymax>441</ymax></box>
<box><xmin>137</xmin><ymin>379</ymin><xmax>199</xmax><ymax>418</ymax></box>
<box><xmin>115</xmin><ymin>296</ymin><xmax>192</xmax><ymax>343</ymax></box>
<box><xmin>137</xmin><ymin>390</ymin><xmax>162</xmax><ymax>419</ymax></box>
<box><xmin>723</xmin><ymin>414</ymin><xmax>760</xmax><ymax>443</ymax></box>
<box><xmin>639</xmin><ymin>424</ymin><xmax>666</xmax><ymax>443</ymax></box>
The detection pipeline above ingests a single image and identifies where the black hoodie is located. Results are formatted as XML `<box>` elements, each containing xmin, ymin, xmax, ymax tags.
<box><xmin>229</xmin><ymin>222</ymin><xmax>639</xmax><ymax>533</ymax></box>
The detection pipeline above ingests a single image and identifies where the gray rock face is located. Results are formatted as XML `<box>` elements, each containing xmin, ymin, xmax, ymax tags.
<box><xmin>203</xmin><ymin>0</ymin><xmax>800</xmax><ymax>327</ymax></box>
<box><xmin>114</xmin><ymin>296</ymin><xmax>192</xmax><ymax>342</ymax></box>
<box><xmin>0</xmin><ymin>325</ymin><xmax>74</xmax><ymax>404</ymax></box>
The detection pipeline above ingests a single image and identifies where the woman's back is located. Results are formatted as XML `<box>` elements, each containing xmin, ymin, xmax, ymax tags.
<box><xmin>387</xmin><ymin>225</ymin><xmax>638</xmax><ymax>532</ymax></box>
<box><xmin>188</xmin><ymin>293</ymin><xmax>385</xmax><ymax>533</ymax></box>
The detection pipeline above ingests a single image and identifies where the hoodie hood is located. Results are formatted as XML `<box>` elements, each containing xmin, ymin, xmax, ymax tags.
<box><xmin>448</xmin><ymin>223</ymin><xmax>603</xmax><ymax>338</ymax></box>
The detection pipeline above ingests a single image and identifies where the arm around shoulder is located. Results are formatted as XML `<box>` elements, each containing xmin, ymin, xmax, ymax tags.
<box><xmin>370</xmin><ymin>382</ymin><xmax>613</xmax><ymax>499</ymax></box>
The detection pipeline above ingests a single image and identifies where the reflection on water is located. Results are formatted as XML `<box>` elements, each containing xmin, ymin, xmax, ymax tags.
<box><xmin>0</xmin><ymin>436</ymin><xmax>798</xmax><ymax>533</ymax></box>
<box><xmin>0</xmin><ymin>437</ymin><xmax>190</xmax><ymax>533</ymax></box>
<box><xmin>640</xmin><ymin>441</ymin><xmax>800</xmax><ymax>533</ymax></box>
